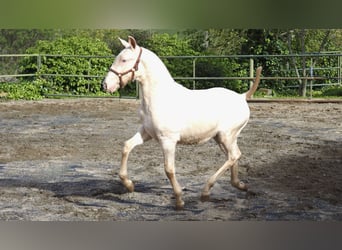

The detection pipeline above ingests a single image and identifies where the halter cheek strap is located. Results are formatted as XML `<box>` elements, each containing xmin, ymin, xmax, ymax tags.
<box><xmin>109</xmin><ymin>47</ymin><xmax>143</xmax><ymax>88</ymax></box>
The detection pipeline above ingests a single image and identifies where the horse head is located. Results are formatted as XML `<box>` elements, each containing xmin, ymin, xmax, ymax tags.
<box><xmin>102</xmin><ymin>36</ymin><xmax>143</xmax><ymax>93</ymax></box>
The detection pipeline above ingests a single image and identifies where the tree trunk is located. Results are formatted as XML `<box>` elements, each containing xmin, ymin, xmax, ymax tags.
<box><xmin>287</xmin><ymin>30</ymin><xmax>303</xmax><ymax>95</ymax></box>
<box><xmin>299</xmin><ymin>29</ymin><xmax>307</xmax><ymax>97</ymax></box>
<box><xmin>287</xmin><ymin>29</ymin><xmax>332</xmax><ymax>97</ymax></box>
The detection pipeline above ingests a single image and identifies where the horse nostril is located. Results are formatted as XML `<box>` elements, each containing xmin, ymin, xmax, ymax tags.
<box><xmin>102</xmin><ymin>81</ymin><xmax>107</xmax><ymax>91</ymax></box>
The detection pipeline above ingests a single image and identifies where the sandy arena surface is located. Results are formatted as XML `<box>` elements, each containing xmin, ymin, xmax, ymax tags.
<box><xmin>0</xmin><ymin>98</ymin><xmax>341</xmax><ymax>220</ymax></box>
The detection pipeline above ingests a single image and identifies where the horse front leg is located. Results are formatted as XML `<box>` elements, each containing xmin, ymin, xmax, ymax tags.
<box><xmin>161</xmin><ymin>139</ymin><xmax>184</xmax><ymax>210</ymax></box>
<box><xmin>119</xmin><ymin>126</ymin><xmax>151</xmax><ymax>192</ymax></box>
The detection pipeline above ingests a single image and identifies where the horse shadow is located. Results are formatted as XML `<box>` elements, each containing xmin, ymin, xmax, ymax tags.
<box><xmin>0</xmin><ymin>165</ymin><xmax>173</xmax><ymax>210</ymax></box>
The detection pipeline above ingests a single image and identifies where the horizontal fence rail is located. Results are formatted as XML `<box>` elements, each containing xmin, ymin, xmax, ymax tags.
<box><xmin>0</xmin><ymin>52</ymin><xmax>341</xmax><ymax>99</ymax></box>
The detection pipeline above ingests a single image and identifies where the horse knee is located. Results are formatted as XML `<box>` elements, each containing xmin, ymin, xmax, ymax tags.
<box><xmin>122</xmin><ymin>142</ymin><xmax>130</xmax><ymax>155</ymax></box>
<box><xmin>163</xmin><ymin>160</ymin><xmax>176</xmax><ymax>178</ymax></box>
<box><xmin>164</xmin><ymin>168</ymin><xmax>183</xmax><ymax>195</ymax></box>
<box><xmin>231</xmin><ymin>147</ymin><xmax>241</xmax><ymax>161</ymax></box>
<box><xmin>164</xmin><ymin>168</ymin><xmax>175</xmax><ymax>179</ymax></box>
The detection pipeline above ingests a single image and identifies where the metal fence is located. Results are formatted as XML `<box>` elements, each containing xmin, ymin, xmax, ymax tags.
<box><xmin>1</xmin><ymin>52</ymin><xmax>341</xmax><ymax>98</ymax></box>
<box><xmin>0</xmin><ymin>54</ymin><xmax>111</xmax><ymax>81</ymax></box>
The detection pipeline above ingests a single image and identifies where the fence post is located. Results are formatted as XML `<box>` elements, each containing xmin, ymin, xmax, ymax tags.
<box><xmin>249</xmin><ymin>58</ymin><xmax>254</xmax><ymax>95</ymax></box>
<box><xmin>339</xmin><ymin>54</ymin><xmax>341</xmax><ymax>85</ymax></box>
<box><xmin>37</xmin><ymin>54</ymin><xmax>42</xmax><ymax>79</ymax></box>
<box><xmin>309</xmin><ymin>58</ymin><xmax>313</xmax><ymax>99</ymax></box>
<box><xmin>88</xmin><ymin>59</ymin><xmax>91</xmax><ymax>91</ymax></box>
<box><xmin>136</xmin><ymin>81</ymin><xmax>140</xmax><ymax>99</ymax></box>
<box><xmin>192</xmin><ymin>58</ymin><xmax>196</xmax><ymax>90</ymax></box>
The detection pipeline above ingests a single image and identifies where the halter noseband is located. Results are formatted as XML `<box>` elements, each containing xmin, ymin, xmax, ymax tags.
<box><xmin>109</xmin><ymin>47</ymin><xmax>143</xmax><ymax>88</ymax></box>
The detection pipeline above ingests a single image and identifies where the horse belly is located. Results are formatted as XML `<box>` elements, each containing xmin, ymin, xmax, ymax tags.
<box><xmin>179</xmin><ymin>122</ymin><xmax>218</xmax><ymax>145</ymax></box>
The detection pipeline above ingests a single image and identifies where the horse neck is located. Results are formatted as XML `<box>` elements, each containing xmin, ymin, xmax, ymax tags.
<box><xmin>138</xmin><ymin>48</ymin><xmax>176</xmax><ymax>104</ymax></box>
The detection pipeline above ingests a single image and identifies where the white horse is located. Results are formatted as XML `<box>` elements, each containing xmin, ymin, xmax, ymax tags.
<box><xmin>103</xmin><ymin>36</ymin><xmax>262</xmax><ymax>210</ymax></box>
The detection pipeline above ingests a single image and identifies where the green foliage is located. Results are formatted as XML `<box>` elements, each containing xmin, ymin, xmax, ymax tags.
<box><xmin>321</xmin><ymin>85</ymin><xmax>342</xmax><ymax>96</ymax></box>
<box><xmin>144</xmin><ymin>32</ymin><xmax>249</xmax><ymax>92</ymax></box>
<box><xmin>206</xmin><ymin>29</ymin><xmax>247</xmax><ymax>55</ymax></box>
<box><xmin>195</xmin><ymin>58</ymin><xmax>249</xmax><ymax>92</ymax></box>
<box><xmin>0</xmin><ymin>81</ymin><xmax>44</xmax><ymax>100</ymax></box>
<box><xmin>0</xmin><ymin>30</ymin><xmax>56</xmax><ymax>76</ymax></box>
<box><xmin>0</xmin><ymin>29</ymin><xmax>57</xmax><ymax>54</ymax></box>
<box><xmin>1</xmin><ymin>29</ymin><xmax>342</xmax><ymax>98</ymax></box>
<box><xmin>19</xmin><ymin>36</ymin><xmax>113</xmax><ymax>95</ymax></box>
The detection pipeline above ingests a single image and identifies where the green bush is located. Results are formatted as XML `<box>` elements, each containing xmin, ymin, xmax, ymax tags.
<box><xmin>0</xmin><ymin>81</ymin><xmax>44</xmax><ymax>100</ymax></box>
<box><xmin>19</xmin><ymin>36</ymin><xmax>113</xmax><ymax>95</ymax></box>
<box><xmin>321</xmin><ymin>85</ymin><xmax>342</xmax><ymax>96</ymax></box>
<box><xmin>194</xmin><ymin>58</ymin><xmax>249</xmax><ymax>92</ymax></box>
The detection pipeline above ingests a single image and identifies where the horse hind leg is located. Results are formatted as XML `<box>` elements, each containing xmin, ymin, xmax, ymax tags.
<box><xmin>216</xmin><ymin>128</ymin><xmax>248</xmax><ymax>192</ymax></box>
<box><xmin>119</xmin><ymin>126</ymin><xmax>151</xmax><ymax>192</ymax></box>
<box><xmin>230</xmin><ymin>158</ymin><xmax>248</xmax><ymax>191</ymax></box>
<box><xmin>201</xmin><ymin>133</ymin><xmax>247</xmax><ymax>202</ymax></box>
<box><xmin>201</xmin><ymin>159</ymin><xmax>232</xmax><ymax>202</ymax></box>
<box><xmin>225</xmin><ymin>133</ymin><xmax>248</xmax><ymax>191</ymax></box>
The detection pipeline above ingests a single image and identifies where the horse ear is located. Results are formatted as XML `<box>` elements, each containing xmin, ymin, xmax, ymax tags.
<box><xmin>118</xmin><ymin>37</ymin><xmax>130</xmax><ymax>48</ymax></box>
<box><xmin>128</xmin><ymin>36</ymin><xmax>137</xmax><ymax>49</ymax></box>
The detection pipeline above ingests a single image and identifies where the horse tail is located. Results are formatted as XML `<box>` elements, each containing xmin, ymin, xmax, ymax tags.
<box><xmin>245</xmin><ymin>66</ymin><xmax>262</xmax><ymax>100</ymax></box>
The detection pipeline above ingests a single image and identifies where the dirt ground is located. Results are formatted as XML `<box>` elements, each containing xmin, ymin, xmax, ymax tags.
<box><xmin>0</xmin><ymin>98</ymin><xmax>341</xmax><ymax>221</ymax></box>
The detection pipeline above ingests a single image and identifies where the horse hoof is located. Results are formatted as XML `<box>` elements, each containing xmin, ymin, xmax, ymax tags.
<box><xmin>175</xmin><ymin>201</ymin><xmax>185</xmax><ymax>210</ymax></box>
<box><xmin>125</xmin><ymin>180</ymin><xmax>135</xmax><ymax>192</ymax></box>
<box><xmin>232</xmin><ymin>181</ymin><xmax>248</xmax><ymax>191</ymax></box>
<box><xmin>238</xmin><ymin>181</ymin><xmax>248</xmax><ymax>191</ymax></box>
